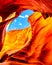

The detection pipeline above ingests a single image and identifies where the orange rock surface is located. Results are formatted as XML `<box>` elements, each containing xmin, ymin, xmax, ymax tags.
<box><xmin>0</xmin><ymin>0</ymin><xmax>52</xmax><ymax>65</ymax></box>
<box><xmin>0</xmin><ymin>12</ymin><xmax>52</xmax><ymax>65</ymax></box>
<box><xmin>0</xmin><ymin>27</ymin><xmax>32</xmax><ymax>58</ymax></box>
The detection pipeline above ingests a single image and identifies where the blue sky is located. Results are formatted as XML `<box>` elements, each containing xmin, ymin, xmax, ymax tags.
<box><xmin>7</xmin><ymin>10</ymin><xmax>34</xmax><ymax>32</ymax></box>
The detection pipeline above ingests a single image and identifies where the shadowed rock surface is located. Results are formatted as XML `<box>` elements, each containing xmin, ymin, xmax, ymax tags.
<box><xmin>0</xmin><ymin>0</ymin><xmax>52</xmax><ymax>65</ymax></box>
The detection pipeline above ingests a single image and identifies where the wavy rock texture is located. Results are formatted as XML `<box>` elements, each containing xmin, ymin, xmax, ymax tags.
<box><xmin>0</xmin><ymin>12</ymin><xmax>52</xmax><ymax>65</ymax></box>
<box><xmin>0</xmin><ymin>0</ymin><xmax>52</xmax><ymax>49</ymax></box>
<box><xmin>0</xmin><ymin>0</ymin><xmax>52</xmax><ymax>65</ymax></box>
<box><xmin>0</xmin><ymin>27</ymin><xmax>32</xmax><ymax>58</ymax></box>
<box><xmin>0</xmin><ymin>0</ymin><xmax>52</xmax><ymax>19</ymax></box>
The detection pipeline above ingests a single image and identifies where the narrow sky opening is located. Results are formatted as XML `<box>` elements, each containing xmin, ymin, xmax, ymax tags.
<box><xmin>6</xmin><ymin>10</ymin><xmax>34</xmax><ymax>32</ymax></box>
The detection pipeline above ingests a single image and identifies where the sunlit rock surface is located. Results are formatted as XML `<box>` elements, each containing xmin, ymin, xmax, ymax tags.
<box><xmin>0</xmin><ymin>0</ymin><xmax>52</xmax><ymax>65</ymax></box>
<box><xmin>0</xmin><ymin>27</ymin><xmax>32</xmax><ymax>58</ymax></box>
<box><xmin>0</xmin><ymin>12</ymin><xmax>52</xmax><ymax>65</ymax></box>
